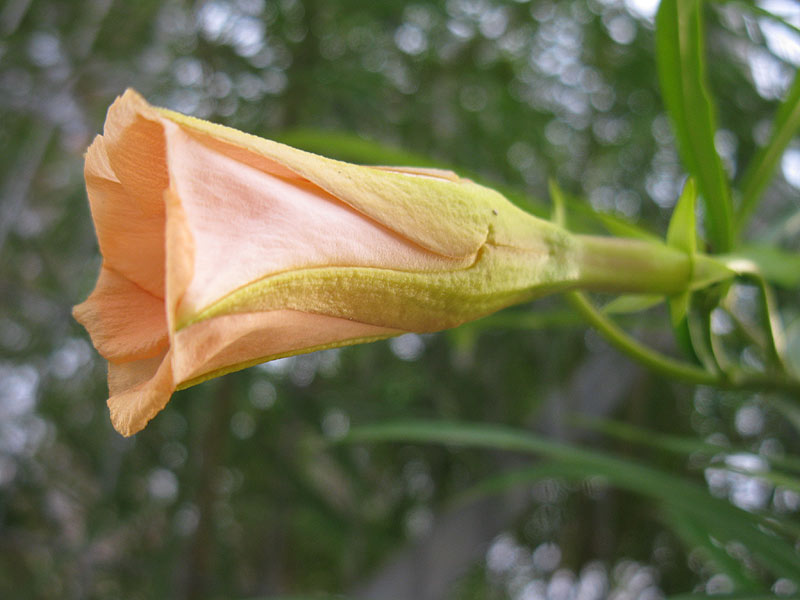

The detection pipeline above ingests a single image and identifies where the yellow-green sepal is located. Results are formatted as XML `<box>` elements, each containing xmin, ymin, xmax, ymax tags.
<box><xmin>666</xmin><ymin>178</ymin><xmax>698</xmax><ymax>327</ymax></box>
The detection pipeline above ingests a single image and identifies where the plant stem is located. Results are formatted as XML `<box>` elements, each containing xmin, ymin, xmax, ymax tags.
<box><xmin>566</xmin><ymin>290</ymin><xmax>720</xmax><ymax>386</ymax></box>
<box><xmin>566</xmin><ymin>290</ymin><xmax>800</xmax><ymax>395</ymax></box>
<box><xmin>574</xmin><ymin>234</ymin><xmax>692</xmax><ymax>295</ymax></box>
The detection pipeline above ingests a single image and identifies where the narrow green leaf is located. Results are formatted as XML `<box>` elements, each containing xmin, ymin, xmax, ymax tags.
<box><xmin>664</xmin><ymin>507</ymin><xmax>765</xmax><ymax>593</ymax></box>
<box><xmin>456</xmin><ymin>462</ymin><xmax>570</xmax><ymax>504</ymax></box>
<box><xmin>602</xmin><ymin>294</ymin><xmax>665</xmax><ymax>315</ymax></box>
<box><xmin>549</xmin><ymin>178</ymin><xmax>567</xmax><ymax>227</ymax></box>
<box><xmin>724</xmin><ymin>245</ymin><xmax>800</xmax><ymax>288</ymax></box>
<box><xmin>725</xmin><ymin>466</ymin><xmax>800</xmax><ymax>495</ymax></box>
<box><xmin>547</xmin><ymin>179</ymin><xmax>661</xmax><ymax>241</ymax></box>
<box><xmin>689</xmin><ymin>301</ymin><xmax>726</xmax><ymax>373</ymax></box>
<box><xmin>656</xmin><ymin>0</ymin><xmax>734</xmax><ymax>252</ymax></box>
<box><xmin>567</xmin><ymin>291</ymin><xmax>720</xmax><ymax>385</ymax></box>
<box><xmin>668</xmin><ymin>595</ymin><xmax>796</xmax><ymax>600</ymax></box>
<box><xmin>464</xmin><ymin>464</ymin><xmax>800</xmax><ymax>582</ymax></box>
<box><xmin>737</xmin><ymin>68</ymin><xmax>800</xmax><ymax>232</ymax></box>
<box><xmin>592</xmin><ymin>211</ymin><xmax>662</xmax><ymax>242</ymax></box>
<box><xmin>343</xmin><ymin>420</ymin><xmax>800</xmax><ymax>583</ymax></box>
<box><xmin>459</xmin><ymin>309</ymin><xmax>583</xmax><ymax>332</ymax></box>
<box><xmin>787</xmin><ymin>317</ymin><xmax>800</xmax><ymax>377</ymax></box>
<box><xmin>772</xmin><ymin>397</ymin><xmax>800</xmax><ymax>436</ymax></box>
<box><xmin>670</xmin><ymin>291</ymin><xmax>692</xmax><ymax>329</ymax></box>
<box><xmin>342</xmin><ymin>421</ymin><xmax>800</xmax><ymax>578</ymax></box>
<box><xmin>571</xmin><ymin>415</ymin><xmax>800</xmax><ymax>473</ymax></box>
<box><xmin>276</xmin><ymin>129</ymin><xmax>442</xmax><ymax>168</ymax></box>
<box><xmin>733</xmin><ymin>0</ymin><xmax>800</xmax><ymax>38</ymax></box>
<box><xmin>753</xmin><ymin>274</ymin><xmax>790</xmax><ymax>370</ymax></box>
<box><xmin>667</xmin><ymin>178</ymin><xmax>699</xmax><ymax>255</ymax></box>
<box><xmin>572</xmin><ymin>415</ymin><xmax>721</xmax><ymax>456</ymax></box>
<box><xmin>668</xmin><ymin>179</ymin><xmax>698</xmax><ymax>325</ymax></box>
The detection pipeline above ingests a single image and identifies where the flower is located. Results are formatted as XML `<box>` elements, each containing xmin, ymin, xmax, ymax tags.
<box><xmin>74</xmin><ymin>89</ymin><xmax>579</xmax><ymax>436</ymax></box>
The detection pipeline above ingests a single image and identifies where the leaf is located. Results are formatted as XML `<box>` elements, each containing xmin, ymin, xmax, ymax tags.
<box><xmin>456</xmin><ymin>461</ymin><xmax>571</xmax><ymax>504</ymax></box>
<box><xmin>737</xmin><ymin>65</ymin><xmax>800</xmax><ymax>232</ymax></box>
<box><xmin>572</xmin><ymin>415</ymin><xmax>720</xmax><ymax>456</ymax></box>
<box><xmin>592</xmin><ymin>211</ymin><xmax>662</xmax><ymax>242</ymax></box>
<box><xmin>725</xmin><ymin>244</ymin><xmax>800</xmax><ymax>288</ymax></box>
<box><xmin>656</xmin><ymin>0</ymin><xmax>734</xmax><ymax>252</ymax></box>
<box><xmin>602</xmin><ymin>294</ymin><xmax>664</xmax><ymax>314</ymax></box>
<box><xmin>242</xmin><ymin>596</ymin><xmax>349</xmax><ymax>600</ymax></box>
<box><xmin>687</xmin><ymin>291</ymin><xmax>724</xmax><ymax>373</ymax></box>
<box><xmin>459</xmin><ymin>308</ymin><xmax>583</xmax><ymax>332</ymax></box>
<box><xmin>667</xmin><ymin>595</ymin><xmax>797</xmax><ymax>600</ymax></box>
<box><xmin>276</xmin><ymin>129</ymin><xmax>442</xmax><ymax>168</ymax></box>
<box><xmin>571</xmin><ymin>415</ymin><xmax>800</xmax><ymax>473</ymax></box>
<box><xmin>567</xmin><ymin>291</ymin><xmax>719</xmax><ymax>385</ymax></box>
<box><xmin>664</xmin><ymin>507</ymin><xmax>765</xmax><ymax>593</ymax></box>
<box><xmin>548</xmin><ymin>178</ymin><xmax>567</xmax><ymax>227</ymax></box>
<box><xmin>752</xmin><ymin>275</ymin><xmax>790</xmax><ymax>371</ymax></box>
<box><xmin>667</xmin><ymin>179</ymin><xmax>698</xmax><ymax>326</ymax></box>
<box><xmin>342</xmin><ymin>420</ymin><xmax>800</xmax><ymax>581</ymax></box>
<box><xmin>772</xmin><ymin>396</ymin><xmax>800</xmax><ymax>437</ymax></box>
<box><xmin>667</xmin><ymin>178</ymin><xmax>699</xmax><ymax>255</ymax></box>
<box><xmin>547</xmin><ymin>179</ymin><xmax>662</xmax><ymax>241</ymax></box>
<box><xmin>724</xmin><ymin>465</ymin><xmax>800</xmax><ymax>496</ymax></box>
<box><xmin>787</xmin><ymin>317</ymin><xmax>800</xmax><ymax>377</ymax></box>
<box><xmin>735</xmin><ymin>0</ymin><xmax>800</xmax><ymax>38</ymax></box>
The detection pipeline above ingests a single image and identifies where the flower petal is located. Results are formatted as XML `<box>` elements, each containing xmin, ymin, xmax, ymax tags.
<box><xmin>172</xmin><ymin>310</ymin><xmax>402</xmax><ymax>386</ymax></box>
<box><xmin>102</xmin><ymin>90</ymin><xmax>169</xmax><ymax>218</ymax></box>
<box><xmin>157</xmin><ymin>103</ymin><xmax>495</xmax><ymax>257</ymax></box>
<box><xmin>72</xmin><ymin>266</ymin><xmax>168</xmax><ymax>362</ymax></box>
<box><xmin>164</xmin><ymin>187</ymin><xmax>195</xmax><ymax>332</ymax></box>
<box><xmin>107</xmin><ymin>350</ymin><xmax>174</xmax><ymax>437</ymax></box>
<box><xmin>85</xmin><ymin>136</ymin><xmax>166</xmax><ymax>298</ymax></box>
<box><xmin>160</xmin><ymin>121</ymin><xmax>466</xmax><ymax>322</ymax></box>
<box><xmin>77</xmin><ymin>90</ymin><xmax>584</xmax><ymax>437</ymax></box>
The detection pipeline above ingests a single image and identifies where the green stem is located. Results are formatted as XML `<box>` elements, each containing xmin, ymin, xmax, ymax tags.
<box><xmin>557</xmin><ymin>233</ymin><xmax>721</xmax><ymax>385</ymax></box>
<box><xmin>566</xmin><ymin>290</ymin><xmax>720</xmax><ymax>385</ymax></box>
<box><xmin>546</xmin><ymin>233</ymin><xmax>800</xmax><ymax>393</ymax></box>
<box><xmin>566</xmin><ymin>290</ymin><xmax>800</xmax><ymax>395</ymax></box>
<box><xmin>574</xmin><ymin>234</ymin><xmax>692</xmax><ymax>295</ymax></box>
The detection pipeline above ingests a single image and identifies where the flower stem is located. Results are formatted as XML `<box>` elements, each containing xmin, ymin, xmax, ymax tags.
<box><xmin>574</xmin><ymin>234</ymin><xmax>692</xmax><ymax>295</ymax></box>
<box><xmin>564</xmin><ymin>234</ymin><xmax>721</xmax><ymax>386</ymax></box>
<box><xmin>566</xmin><ymin>290</ymin><xmax>720</xmax><ymax>386</ymax></box>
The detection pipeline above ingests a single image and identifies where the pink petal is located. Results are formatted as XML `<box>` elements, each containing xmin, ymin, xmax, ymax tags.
<box><xmin>161</xmin><ymin>122</ymin><xmax>466</xmax><ymax>320</ymax></box>
<box><xmin>172</xmin><ymin>310</ymin><xmax>402</xmax><ymax>384</ymax></box>
<box><xmin>72</xmin><ymin>266</ymin><xmax>168</xmax><ymax>363</ymax></box>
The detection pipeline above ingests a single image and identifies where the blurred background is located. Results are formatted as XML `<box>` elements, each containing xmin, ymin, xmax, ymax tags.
<box><xmin>1</xmin><ymin>0</ymin><xmax>799</xmax><ymax>598</ymax></box>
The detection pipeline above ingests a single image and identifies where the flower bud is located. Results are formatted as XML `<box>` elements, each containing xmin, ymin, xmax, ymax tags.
<box><xmin>74</xmin><ymin>89</ymin><xmax>580</xmax><ymax>435</ymax></box>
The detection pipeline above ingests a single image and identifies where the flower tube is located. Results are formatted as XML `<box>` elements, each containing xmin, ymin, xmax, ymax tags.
<box><xmin>74</xmin><ymin>90</ymin><xmax>692</xmax><ymax>436</ymax></box>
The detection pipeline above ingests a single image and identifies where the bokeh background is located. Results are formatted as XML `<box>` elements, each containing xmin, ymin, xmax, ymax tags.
<box><xmin>1</xmin><ymin>0</ymin><xmax>799</xmax><ymax>598</ymax></box>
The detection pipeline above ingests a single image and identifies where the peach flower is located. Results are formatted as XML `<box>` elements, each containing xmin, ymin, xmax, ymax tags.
<box><xmin>73</xmin><ymin>90</ymin><xmax>627</xmax><ymax>436</ymax></box>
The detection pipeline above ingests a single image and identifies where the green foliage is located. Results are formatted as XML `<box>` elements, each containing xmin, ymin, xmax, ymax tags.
<box><xmin>344</xmin><ymin>419</ymin><xmax>800</xmax><ymax>581</ymax></box>
<box><xmin>656</xmin><ymin>0</ymin><xmax>734</xmax><ymax>252</ymax></box>
<box><xmin>2</xmin><ymin>0</ymin><xmax>800</xmax><ymax>599</ymax></box>
<box><xmin>727</xmin><ymin>245</ymin><xmax>800</xmax><ymax>289</ymax></box>
<box><xmin>737</xmin><ymin>70</ymin><xmax>800</xmax><ymax>233</ymax></box>
<box><xmin>667</xmin><ymin>178</ymin><xmax>698</xmax><ymax>326</ymax></box>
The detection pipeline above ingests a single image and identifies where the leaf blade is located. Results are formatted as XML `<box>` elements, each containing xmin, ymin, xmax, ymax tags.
<box><xmin>737</xmin><ymin>64</ymin><xmax>800</xmax><ymax>231</ymax></box>
<box><xmin>656</xmin><ymin>0</ymin><xmax>734</xmax><ymax>252</ymax></box>
<box><xmin>343</xmin><ymin>419</ymin><xmax>800</xmax><ymax>583</ymax></box>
